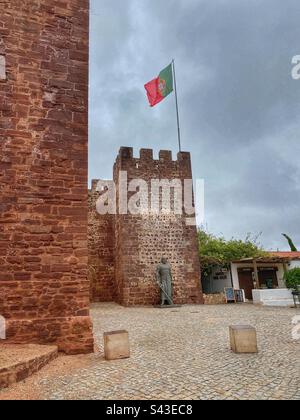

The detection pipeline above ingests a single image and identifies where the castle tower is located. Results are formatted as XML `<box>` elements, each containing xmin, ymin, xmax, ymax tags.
<box><xmin>89</xmin><ymin>147</ymin><xmax>203</xmax><ymax>306</ymax></box>
<box><xmin>114</xmin><ymin>147</ymin><xmax>203</xmax><ymax>306</ymax></box>
<box><xmin>0</xmin><ymin>0</ymin><xmax>94</xmax><ymax>354</ymax></box>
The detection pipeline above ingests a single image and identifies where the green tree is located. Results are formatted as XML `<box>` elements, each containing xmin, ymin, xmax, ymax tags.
<box><xmin>282</xmin><ymin>234</ymin><xmax>298</xmax><ymax>252</ymax></box>
<box><xmin>284</xmin><ymin>268</ymin><xmax>300</xmax><ymax>291</ymax></box>
<box><xmin>198</xmin><ymin>229</ymin><xmax>267</xmax><ymax>279</ymax></box>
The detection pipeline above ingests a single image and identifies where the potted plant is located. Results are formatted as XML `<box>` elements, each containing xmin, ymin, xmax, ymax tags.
<box><xmin>284</xmin><ymin>268</ymin><xmax>300</xmax><ymax>292</ymax></box>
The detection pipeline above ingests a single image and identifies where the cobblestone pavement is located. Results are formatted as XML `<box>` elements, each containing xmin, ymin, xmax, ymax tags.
<box><xmin>2</xmin><ymin>303</ymin><xmax>300</xmax><ymax>400</ymax></box>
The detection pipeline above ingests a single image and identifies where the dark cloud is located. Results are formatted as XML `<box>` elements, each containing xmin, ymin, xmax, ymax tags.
<box><xmin>89</xmin><ymin>0</ymin><xmax>300</xmax><ymax>250</ymax></box>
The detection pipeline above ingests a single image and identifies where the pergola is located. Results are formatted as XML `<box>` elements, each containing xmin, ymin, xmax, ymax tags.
<box><xmin>231</xmin><ymin>254</ymin><xmax>300</xmax><ymax>289</ymax></box>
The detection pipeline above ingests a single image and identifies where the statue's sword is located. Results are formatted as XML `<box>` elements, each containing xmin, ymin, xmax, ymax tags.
<box><xmin>155</xmin><ymin>278</ymin><xmax>174</xmax><ymax>305</ymax></box>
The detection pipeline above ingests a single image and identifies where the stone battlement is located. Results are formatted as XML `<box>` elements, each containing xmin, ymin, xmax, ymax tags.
<box><xmin>116</xmin><ymin>147</ymin><xmax>191</xmax><ymax>163</ymax></box>
<box><xmin>90</xmin><ymin>147</ymin><xmax>194</xmax><ymax>193</ymax></box>
<box><xmin>88</xmin><ymin>147</ymin><xmax>203</xmax><ymax>306</ymax></box>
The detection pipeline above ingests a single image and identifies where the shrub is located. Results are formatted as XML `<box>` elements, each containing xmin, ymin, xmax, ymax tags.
<box><xmin>284</xmin><ymin>268</ymin><xmax>300</xmax><ymax>291</ymax></box>
<box><xmin>198</xmin><ymin>229</ymin><xmax>268</xmax><ymax>285</ymax></box>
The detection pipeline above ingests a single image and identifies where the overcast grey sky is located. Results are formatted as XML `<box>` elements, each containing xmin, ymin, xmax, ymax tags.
<box><xmin>89</xmin><ymin>0</ymin><xmax>300</xmax><ymax>251</ymax></box>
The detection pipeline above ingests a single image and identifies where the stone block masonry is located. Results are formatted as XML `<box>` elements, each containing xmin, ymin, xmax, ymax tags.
<box><xmin>89</xmin><ymin>147</ymin><xmax>204</xmax><ymax>306</ymax></box>
<box><xmin>204</xmin><ymin>293</ymin><xmax>227</xmax><ymax>305</ymax></box>
<box><xmin>0</xmin><ymin>344</ymin><xmax>58</xmax><ymax>389</ymax></box>
<box><xmin>88</xmin><ymin>181</ymin><xmax>116</xmax><ymax>302</ymax></box>
<box><xmin>103</xmin><ymin>330</ymin><xmax>130</xmax><ymax>361</ymax></box>
<box><xmin>0</xmin><ymin>0</ymin><xmax>94</xmax><ymax>354</ymax></box>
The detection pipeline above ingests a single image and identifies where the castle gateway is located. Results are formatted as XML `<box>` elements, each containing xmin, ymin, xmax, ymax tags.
<box><xmin>88</xmin><ymin>147</ymin><xmax>204</xmax><ymax>307</ymax></box>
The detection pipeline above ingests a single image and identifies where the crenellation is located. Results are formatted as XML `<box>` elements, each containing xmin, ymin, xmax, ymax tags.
<box><xmin>119</xmin><ymin>146</ymin><xmax>134</xmax><ymax>160</ymax></box>
<box><xmin>177</xmin><ymin>151</ymin><xmax>192</xmax><ymax>164</ymax></box>
<box><xmin>116</xmin><ymin>147</ymin><xmax>193</xmax><ymax>167</ymax></box>
<box><xmin>91</xmin><ymin>179</ymin><xmax>99</xmax><ymax>190</ymax></box>
<box><xmin>140</xmin><ymin>148</ymin><xmax>153</xmax><ymax>160</ymax></box>
<box><xmin>159</xmin><ymin>150</ymin><xmax>172</xmax><ymax>161</ymax></box>
<box><xmin>89</xmin><ymin>147</ymin><xmax>203</xmax><ymax>306</ymax></box>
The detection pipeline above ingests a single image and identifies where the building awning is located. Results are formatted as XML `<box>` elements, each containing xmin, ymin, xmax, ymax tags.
<box><xmin>231</xmin><ymin>254</ymin><xmax>300</xmax><ymax>265</ymax></box>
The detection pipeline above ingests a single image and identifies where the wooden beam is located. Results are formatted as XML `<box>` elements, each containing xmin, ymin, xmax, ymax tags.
<box><xmin>253</xmin><ymin>259</ymin><xmax>260</xmax><ymax>289</ymax></box>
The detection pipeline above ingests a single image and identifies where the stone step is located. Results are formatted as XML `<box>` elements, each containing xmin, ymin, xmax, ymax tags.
<box><xmin>262</xmin><ymin>299</ymin><xmax>294</xmax><ymax>307</ymax></box>
<box><xmin>0</xmin><ymin>344</ymin><xmax>58</xmax><ymax>390</ymax></box>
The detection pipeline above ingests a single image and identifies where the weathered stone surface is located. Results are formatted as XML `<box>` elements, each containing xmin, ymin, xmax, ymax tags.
<box><xmin>204</xmin><ymin>293</ymin><xmax>226</xmax><ymax>305</ymax></box>
<box><xmin>6</xmin><ymin>304</ymin><xmax>298</xmax><ymax>400</ymax></box>
<box><xmin>230</xmin><ymin>325</ymin><xmax>258</xmax><ymax>354</ymax></box>
<box><xmin>0</xmin><ymin>0</ymin><xmax>93</xmax><ymax>354</ymax></box>
<box><xmin>88</xmin><ymin>181</ymin><xmax>116</xmax><ymax>302</ymax></box>
<box><xmin>0</xmin><ymin>344</ymin><xmax>58</xmax><ymax>390</ymax></box>
<box><xmin>104</xmin><ymin>330</ymin><xmax>130</xmax><ymax>361</ymax></box>
<box><xmin>89</xmin><ymin>148</ymin><xmax>204</xmax><ymax>306</ymax></box>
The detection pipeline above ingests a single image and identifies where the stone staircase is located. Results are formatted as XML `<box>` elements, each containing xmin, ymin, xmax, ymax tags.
<box><xmin>0</xmin><ymin>344</ymin><xmax>58</xmax><ymax>390</ymax></box>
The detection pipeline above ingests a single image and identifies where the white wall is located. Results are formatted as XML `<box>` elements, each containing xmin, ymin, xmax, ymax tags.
<box><xmin>289</xmin><ymin>260</ymin><xmax>300</xmax><ymax>269</ymax></box>
<box><xmin>211</xmin><ymin>266</ymin><xmax>232</xmax><ymax>293</ymax></box>
<box><xmin>231</xmin><ymin>262</ymin><xmax>286</xmax><ymax>289</ymax></box>
<box><xmin>203</xmin><ymin>259</ymin><xmax>300</xmax><ymax>294</ymax></box>
<box><xmin>231</xmin><ymin>263</ymin><xmax>242</xmax><ymax>290</ymax></box>
<box><xmin>202</xmin><ymin>266</ymin><xmax>232</xmax><ymax>294</ymax></box>
<box><xmin>252</xmin><ymin>289</ymin><xmax>294</xmax><ymax>307</ymax></box>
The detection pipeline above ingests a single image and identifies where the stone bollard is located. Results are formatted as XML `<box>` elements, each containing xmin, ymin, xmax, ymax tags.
<box><xmin>229</xmin><ymin>325</ymin><xmax>258</xmax><ymax>354</ymax></box>
<box><xmin>104</xmin><ymin>330</ymin><xmax>130</xmax><ymax>361</ymax></box>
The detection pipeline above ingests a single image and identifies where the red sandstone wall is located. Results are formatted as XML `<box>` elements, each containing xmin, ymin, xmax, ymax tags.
<box><xmin>0</xmin><ymin>0</ymin><xmax>94</xmax><ymax>354</ymax></box>
<box><xmin>113</xmin><ymin>147</ymin><xmax>203</xmax><ymax>306</ymax></box>
<box><xmin>88</xmin><ymin>181</ymin><xmax>115</xmax><ymax>302</ymax></box>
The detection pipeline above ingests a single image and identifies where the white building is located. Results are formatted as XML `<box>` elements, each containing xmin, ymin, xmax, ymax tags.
<box><xmin>202</xmin><ymin>252</ymin><xmax>300</xmax><ymax>306</ymax></box>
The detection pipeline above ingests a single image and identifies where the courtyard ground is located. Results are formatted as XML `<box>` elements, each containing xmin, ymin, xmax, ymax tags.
<box><xmin>0</xmin><ymin>303</ymin><xmax>299</xmax><ymax>400</ymax></box>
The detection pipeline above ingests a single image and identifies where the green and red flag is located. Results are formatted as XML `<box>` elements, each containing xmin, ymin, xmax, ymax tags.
<box><xmin>144</xmin><ymin>63</ymin><xmax>174</xmax><ymax>107</ymax></box>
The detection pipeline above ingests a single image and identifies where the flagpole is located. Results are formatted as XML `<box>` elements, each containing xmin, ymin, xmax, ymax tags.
<box><xmin>172</xmin><ymin>59</ymin><xmax>182</xmax><ymax>152</ymax></box>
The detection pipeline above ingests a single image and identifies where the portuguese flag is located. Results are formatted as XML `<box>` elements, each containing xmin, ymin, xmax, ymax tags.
<box><xmin>144</xmin><ymin>63</ymin><xmax>174</xmax><ymax>107</ymax></box>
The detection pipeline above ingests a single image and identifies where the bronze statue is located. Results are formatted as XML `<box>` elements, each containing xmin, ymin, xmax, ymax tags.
<box><xmin>156</xmin><ymin>257</ymin><xmax>173</xmax><ymax>306</ymax></box>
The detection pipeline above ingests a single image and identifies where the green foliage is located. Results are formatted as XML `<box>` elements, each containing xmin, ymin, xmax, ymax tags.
<box><xmin>282</xmin><ymin>234</ymin><xmax>298</xmax><ymax>252</ymax></box>
<box><xmin>284</xmin><ymin>268</ymin><xmax>300</xmax><ymax>291</ymax></box>
<box><xmin>198</xmin><ymin>229</ymin><xmax>267</xmax><ymax>278</ymax></box>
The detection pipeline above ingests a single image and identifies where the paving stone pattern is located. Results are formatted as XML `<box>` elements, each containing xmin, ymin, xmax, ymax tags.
<box><xmin>29</xmin><ymin>303</ymin><xmax>300</xmax><ymax>400</ymax></box>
